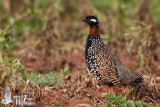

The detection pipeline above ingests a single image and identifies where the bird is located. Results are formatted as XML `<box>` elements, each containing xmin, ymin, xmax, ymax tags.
<box><xmin>81</xmin><ymin>15</ymin><xmax>143</xmax><ymax>93</ymax></box>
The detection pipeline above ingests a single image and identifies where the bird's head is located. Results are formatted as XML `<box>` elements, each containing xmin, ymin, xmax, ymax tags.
<box><xmin>81</xmin><ymin>15</ymin><xmax>99</xmax><ymax>28</ymax></box>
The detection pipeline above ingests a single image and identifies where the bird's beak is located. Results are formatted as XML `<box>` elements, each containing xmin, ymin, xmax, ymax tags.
<box><xmin>81</xmin><ymin>18</ymin><xmax>87</xmax><ymax>22</ymax></box>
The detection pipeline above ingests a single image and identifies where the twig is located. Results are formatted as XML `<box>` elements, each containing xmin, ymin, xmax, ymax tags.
<box><xmin>145</xmin><ymin>96</ymin><xmax>155</xmax><ymax>102</ymax></box>
<box><xmin>145</xmin><ymin>87</ymin><xmax>155</xmax><ymax>100</ymax></box>
<box><xmin>30</xmin><ymin>81</ymin><xmax>40</xmax><ymax>90</ymax></box>
<box><xmin>143</xmin><ymin>75</ymin><xmax>160</xmax><ymax>81</ymax></box>
<box><xmin>149</xmin><ymin>77</ymin><xmax>154</xmax><ymax>86</ymax></box>
<box><xmin>153</xmin><ymin>79</ymin><xmax>158</xmax><ymax>93</ymax></box>
<box><xmin>0</xmin><ymin>51</ymin><xmax>7</xmax><ymax>74</ymax></box>
<box><xmin>12</xmin><ymin>75</ymin><xmax>27</xmax><ymax>84</ymax></box>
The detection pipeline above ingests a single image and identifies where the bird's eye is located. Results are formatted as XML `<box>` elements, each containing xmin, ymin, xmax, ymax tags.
<box><xmin>90</xmin><ymin>19</ymin><xmax>97</xmax><ymax>22</ymax></box>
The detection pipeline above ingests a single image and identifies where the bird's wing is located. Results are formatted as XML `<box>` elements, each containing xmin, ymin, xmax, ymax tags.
<box><xmin>94</xmin><ymin>45</ymin><xmax>122</xmax><ymax>85</ymax></box>
<box><xmin>94</xmin><ymin>43</ymin><xmax>143</xmax><ymax>87</ymax></box>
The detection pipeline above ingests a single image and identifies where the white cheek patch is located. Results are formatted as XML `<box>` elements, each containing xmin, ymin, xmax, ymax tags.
<box><xmin>90</xmin><ymin>19</ymin><xmax>97</xmax><ymax>22</ymax></box>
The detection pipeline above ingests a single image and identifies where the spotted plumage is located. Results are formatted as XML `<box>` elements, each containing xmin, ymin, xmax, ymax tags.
<box><xmin>82</xmin><ymin>15</ymin><xmax>143</xmax><ymax>87</ymax></box>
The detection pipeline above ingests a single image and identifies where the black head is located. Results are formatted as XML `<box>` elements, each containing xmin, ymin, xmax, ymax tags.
<box><xmin>81</xmin><ymin>15</ymin><xmax>99</xmax><ymax>27</ymax></box>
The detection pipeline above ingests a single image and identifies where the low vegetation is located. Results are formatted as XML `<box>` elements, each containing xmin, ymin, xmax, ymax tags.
<box><xmin>0</xmin><ymin>0</ymin><xmax>160</xmax><ymax>106</ymax></box>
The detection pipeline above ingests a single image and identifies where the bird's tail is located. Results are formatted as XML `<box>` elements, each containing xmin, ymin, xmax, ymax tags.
<box><xmin>127</xmin><ymin>70</ymin><xmax>143</xmax><ymax>87</ymax></box>
<box><xmin>129</xmin><ymin>76</ymin><xmax>143</xmax><ymax>87</ymax></box>
<box><xmin>119</xmin><ymin>68</ymin><xmax>143</xmax><ymax>87</ymax></box>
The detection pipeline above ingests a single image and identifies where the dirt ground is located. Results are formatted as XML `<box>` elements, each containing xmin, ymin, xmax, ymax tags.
<box><xmin>1</xmin><ymin>0</ymin><xmax>160</xmax><ymax>106</ymax></box>
<box><xmin>1</xmin><ymin>43</ymin><xmax>160</xmax><ymax>107</ymax></box>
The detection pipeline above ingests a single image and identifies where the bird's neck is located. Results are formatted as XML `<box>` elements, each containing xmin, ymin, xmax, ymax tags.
<box><xmin>89</xmin><ymin>26</ymin><xmax>100</xmax><ymax>36</ymax></box>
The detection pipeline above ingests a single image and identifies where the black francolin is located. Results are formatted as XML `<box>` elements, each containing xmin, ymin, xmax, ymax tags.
<box><xmin>82</xmin><ymin>15</ymin><xmax>143</xmax><ymax>93</ymax></box>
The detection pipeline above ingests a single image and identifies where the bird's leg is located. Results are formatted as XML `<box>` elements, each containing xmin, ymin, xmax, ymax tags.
<box><xmin>109</xmin><ymin>87</ymin><xmax>114</xmax><ymax>93</ymax></box>
<box><xmin>105</xmin><ymin>86</ymin><xmax>114</xmax><ymax>93</ymax></box>
<box><xmin>106</xmin><ymin>86</ymin><xmax>109</xmax><ymax>93</ymax></box>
